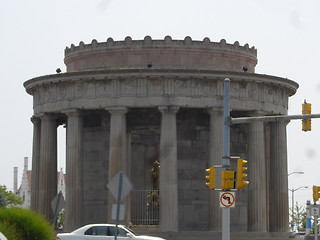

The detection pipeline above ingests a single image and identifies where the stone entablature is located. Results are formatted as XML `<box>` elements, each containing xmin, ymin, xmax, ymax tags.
<box><xmin>64</xmin><ymin>36</ymin><xmax>258</xmax><ymax>73</ymax></box>
<box><xmin>24</xmin><ymin>69</ymin><xmax>298</xmax><ymax>115</ymax></box>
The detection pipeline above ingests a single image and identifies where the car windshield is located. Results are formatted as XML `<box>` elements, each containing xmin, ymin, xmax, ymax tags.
<box><xmin>122</xmin><ymin>226</ymin><xmax>135</xmax><ymax>235</ymax></box>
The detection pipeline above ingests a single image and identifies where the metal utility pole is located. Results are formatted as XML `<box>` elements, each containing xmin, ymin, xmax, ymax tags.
<box><xmin>222</xmin><ymin>78</ymin><xmax>231</xmax><ymax>240</ymax></box>
<box><xmin>315</xmin><ymin>212</ymin><xmax>318</xmax><ymax>240</ymax></box>
<box><xmin>114</xmin><ymin>172</ymin><xmax>123</xmax><ymax>240</ymax></box>
<box><xmin>289</xmin><ymin>186</ymin><xmax>308</xmax><ymax>232</ymax></box>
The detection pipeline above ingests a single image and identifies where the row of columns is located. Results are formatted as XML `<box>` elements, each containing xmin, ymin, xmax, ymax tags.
<box><xmin>30</xmin><ymin>107</ymin><xmax>181</xmax><ymax>232</ymax></box>
<box><xmin>208</xmin><ymin>110</ymin><xmax>288</xmax><ymax>232</ymax></box>
<box><xmin>30</xmin><ymin>108</ymin><xmax>288</xmax><ymax>232</ymax></box>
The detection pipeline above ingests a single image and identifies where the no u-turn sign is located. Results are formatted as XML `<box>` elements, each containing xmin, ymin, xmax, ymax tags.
<box><xmin>220</xmin><ymin>192</ymin><xmax>236</xmax><ymax>208</ymax></box>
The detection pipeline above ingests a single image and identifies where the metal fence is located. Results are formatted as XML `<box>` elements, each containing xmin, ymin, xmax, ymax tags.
<box><xmin>131</xmin><ymin>187</ymin><xmax>159</xmax><ymax>226</ymax></box>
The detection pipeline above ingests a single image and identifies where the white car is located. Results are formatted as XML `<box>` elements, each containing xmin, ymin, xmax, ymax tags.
<box><xmin>56</xmin><ymin>224</ymin><xmax>166</xmax><ymax>240</ymax></box>
<box><xmin>0</xmin><ymin>232</ymin><xmax>8</xmax><ymax>240</ymax></box>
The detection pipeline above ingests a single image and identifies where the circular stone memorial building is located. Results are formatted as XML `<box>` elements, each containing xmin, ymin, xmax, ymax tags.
<box><xmin>24</xmin><ymin>36</ymin><xmax>298</xmax><ymax>236</ymax></box>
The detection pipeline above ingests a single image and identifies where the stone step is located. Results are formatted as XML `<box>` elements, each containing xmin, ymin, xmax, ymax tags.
<box><xmin>134</xmin><ymin>230</ymin><xmax>291</xmax><ymax>240</ymax></box>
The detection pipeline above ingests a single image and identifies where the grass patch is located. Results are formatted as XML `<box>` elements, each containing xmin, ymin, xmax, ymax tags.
<box><xmin>0</xmin><ymin>207</ymin><xmax>55</xmax><ymax>240</ymax></box>
<box><xmin>0</xmin><ymin>221</ymin><xmax>21</xmax><ymax>240</ymax></box>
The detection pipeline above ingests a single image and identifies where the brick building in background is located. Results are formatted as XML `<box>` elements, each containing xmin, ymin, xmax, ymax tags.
<box><xmin>14</xmin><ymin>157</ymin><xmax>65</xmax><ymax>208</ymax></box>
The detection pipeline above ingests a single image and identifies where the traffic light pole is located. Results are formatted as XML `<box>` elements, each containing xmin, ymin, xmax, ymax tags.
<box><xmin>222</xmin><ymin>78</ymin><xmax>231</xmax><ymax>240</ymax></box>
<box><xmin>314</xmin><ymin>214</ymin><xmax>318</xmax><ymax>240</ymax></box>
<box><xmin>231</xmin><ymin>113</ymin><xmax>320</xmax><ymax>124</ymax></box>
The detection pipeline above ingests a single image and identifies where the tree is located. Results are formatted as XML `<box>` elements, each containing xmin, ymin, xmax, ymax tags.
<box><xmin>290</xmin><ymin>202</ymin><xmax>307</xmax><ymax>232</ymax></box>
<box><xmin>0</xmin><ymin>185</ymin><xmax>23</xmax><ymax>207</ymax></box>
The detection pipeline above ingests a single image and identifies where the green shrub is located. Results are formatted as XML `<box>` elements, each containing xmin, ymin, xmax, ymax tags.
<box><xmin>0</xmin><ymin>221</ymin><xmax>21</xmax><ymax>240</ymax></box>
<box><xmin>0</xmin><ymin>207</ymin><xmax>55</xmax><ymax>240</ymax></box>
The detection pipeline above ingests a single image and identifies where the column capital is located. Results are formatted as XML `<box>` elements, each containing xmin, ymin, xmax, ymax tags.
<box><xmin>63</xmin><ymin>108</ymin><xmax>81</xmax><ymax>113</ymax></box>
<box><xmin>207</xmin><ymin>107</ymin><xmax>223</xmax><ymax>115</ymax></box>
<box><xmin>37</xmin><ymin>112</ymin><xmax>57</xmax><ymax>120</ymax></box>
<box><xmin>63</xmin><ymin>109</ymin><xmax>83</xmax><ymax>117</ymax></box>
<box><xmin>106</xmin><ymin>106</ymin><xmax>128</xmax><ymax>114</ymax></box>
<box><xmin>158</xmin><ymin>106</ymin><xmax>179</xmax><ymax>114</ymax></box>
<box><xmin>31</xmin><ymin>116</ymin><xmax>41</xmax><ymax>124</ymax></box>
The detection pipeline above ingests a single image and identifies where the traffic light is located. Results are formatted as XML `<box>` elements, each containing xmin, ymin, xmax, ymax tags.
<box><xmin>221</xmin><ymin>170</ymin><xmax>235</xmax><ymax>190</ymax></box>
<box><xmin>302</xmin><ymin>101</ymin><xmax>311</xmax><ymax>131</ymax></box>
<box><xmin>205</xmin><ymin>168</ymin><xmax>216</xmax><ymax>189</ymax></box>
<box><xmin>313</xmin><ymin>185</ymin><xmax>320</xmax><ymax>202</ymax></box>
<box><xmin>236</xmin><ymin>158</ymin><xmax>249</xmax><ymax>189</ymax></box>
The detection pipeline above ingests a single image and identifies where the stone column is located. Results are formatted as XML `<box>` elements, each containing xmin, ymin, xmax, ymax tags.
<box><xmin>208</xmin><ymin>108</ymin><xmax>223</xmax><ymax>230</ymax></box>
<box><xmin>107</xmin><ymin>107</ymin><xmax>128</xmax><ymax>223</ymax></box>
<box><xmin>38</xmin><ymin>113</ymin><xmax>57</xmax><ymax>221</ymax></box>
<box><xmin>30</xmin><ymin>116</ymin><xmax>41</xmax><ymax>211</ymax></box>
<box><xmin>247</xmin><ymin>120</ymin><xmax>267</xmax><ymax>232</ymax></box>
<box><xmin>269</xmin><ymin>121</ymin><xmax>289</xmax><ymax>232</ymax></box>
<box><xmin>159</xmin><ymin>106</ymin><xmax>179</xmax><ymax>232</ymax></box>
<box><xmin>264</xmin><ymin>123</ymin><xmax>271</xmax><ymax>232</ymax></box>
<box><xmin>64</xmin><ymin>110</ymin><xmax>84</xmax><ymax>231</ymax></box>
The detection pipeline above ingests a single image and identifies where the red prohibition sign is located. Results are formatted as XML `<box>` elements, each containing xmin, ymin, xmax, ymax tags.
<box><xmin>220</xmin><ymin>192</ymin><xmax>235</xmax><ymax>207</ymax></box>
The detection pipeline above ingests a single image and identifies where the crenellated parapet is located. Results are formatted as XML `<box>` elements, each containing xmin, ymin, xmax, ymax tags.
<box><xmin>64</xmin><ymin>36</ymin><xmax>258</xmax><ymax>73</ymax></box>
<box><xmin>65</xmin><ymin>36</ymin><xmax>257</xmax><ymax>55</ymax></box>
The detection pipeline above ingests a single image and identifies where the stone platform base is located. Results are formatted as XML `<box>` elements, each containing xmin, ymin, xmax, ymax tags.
<box><xmin>304</xmin><ymin>235</ymin><xmax>315</xmax><ymax>240</ymax></box>
<box><xmin>134</xmin><ymin>229</ymin><xmax>292</xmax><ymax>240</ymax></box>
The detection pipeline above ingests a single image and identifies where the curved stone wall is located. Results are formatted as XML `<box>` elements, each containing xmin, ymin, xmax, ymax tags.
<box><xmin>64</xmin><ymin>36</ymin><xmax>258</xmax><ymax>73</ymax></box>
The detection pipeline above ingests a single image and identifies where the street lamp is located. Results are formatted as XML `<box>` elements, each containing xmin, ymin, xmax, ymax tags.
<box><xmin>288</xmin><ymin>171</ymin><xmax>305</xmax><ymax>232</ymax></box>
<box><xmin>288</xmin><ymin>171</ymin><xmax>304</xmax><ymax>176</ymax></box>
<box><xmin>289</xmin><ymin>186</ymin><xmax>308</xmax><ymax>233</ymax></box>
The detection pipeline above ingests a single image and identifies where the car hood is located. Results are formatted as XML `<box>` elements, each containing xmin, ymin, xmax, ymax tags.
<box><xmin>57</xmin><ymin>233</ymin><xmax>71</xmax><ymax>236</ymax></box>
<box><xmin>0</xmin><ymin>232</ymin><xmax>8</xmax><ymax>240</ymax></box>
<box><xmin>135</xmin><ymin>235</ymin><xmax>166</xmax><ymax>240</ymax></box>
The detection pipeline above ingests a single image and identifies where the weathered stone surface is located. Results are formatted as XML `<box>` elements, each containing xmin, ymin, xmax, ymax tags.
<box><xmin>64</xmin><ymin>36</ymin><xmax>257</xmax><ymax>73</ymax></box>
<box><xmin>25</xmin><ymin>37</ymin><xmax>298</xmax><ymax>235</ymax></box>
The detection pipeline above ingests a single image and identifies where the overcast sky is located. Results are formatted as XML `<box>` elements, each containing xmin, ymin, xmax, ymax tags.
<box><xmin>1</xmin><ymin>0</ymin><xmax>319</xmax><ymax>208</ymax></box>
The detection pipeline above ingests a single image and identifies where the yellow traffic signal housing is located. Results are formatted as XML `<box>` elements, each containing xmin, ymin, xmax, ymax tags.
<box><xmin>313</xmin><ymin>185</ymin><xmax>320</xmax><ymax>202</ymax></box>
<box><xmin>221</xmin><ymin>170</ymin><xmax>235</xmax><ymax>189</ymax></box>
<box><xmin>302</xmin><ymin>101</ymin><xmax>311</xmax><ymax>131</ymax></box>
<box><xmin>205</xmin><ymin>168</ymin><xmax>216</xmax><ymax>189</ymax></box>
<box><xmin>236</xmin><ymin>158</ymin><xmax>249</xmax><ymax>189</ymax></box>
